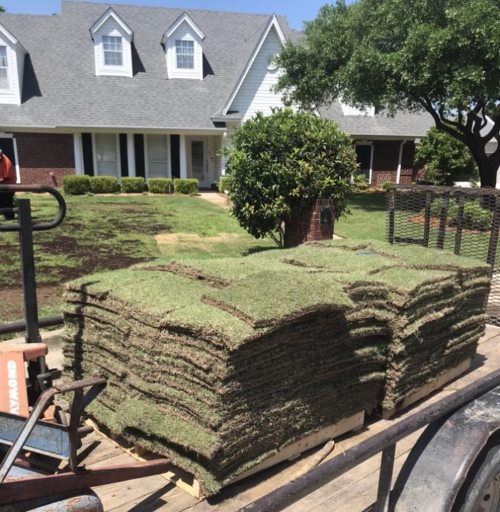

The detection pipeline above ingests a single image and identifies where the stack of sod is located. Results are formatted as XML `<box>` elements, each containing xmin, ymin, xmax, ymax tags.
<box><xmin>62</xmin><ymin>240</ymin><xmax>490</xmax><ymax>495</ymax></box>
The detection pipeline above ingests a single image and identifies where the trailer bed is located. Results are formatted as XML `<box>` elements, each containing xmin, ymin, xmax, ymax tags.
<box><xmin>82</xmin><ymin>325</ymin><xmax>500</xmax><ymax>512</ymax></box>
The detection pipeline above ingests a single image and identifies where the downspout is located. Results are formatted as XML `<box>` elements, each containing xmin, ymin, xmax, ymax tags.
<box><xmin>396</xmin><ymin>140</ymin><xmax>407</xmax><ymax>184</ymax></box>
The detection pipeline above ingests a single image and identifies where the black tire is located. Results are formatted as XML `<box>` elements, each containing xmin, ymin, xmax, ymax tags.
<box><xmin>453</xmin><ymin>440</ymin><xmax>500</xmax><ymax>512</ymax></box>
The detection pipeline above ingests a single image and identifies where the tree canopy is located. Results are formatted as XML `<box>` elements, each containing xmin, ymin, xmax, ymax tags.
<box><xmin>277</xmin><ymin>0</ymin><xmax>500</xmax><ymax>187</ymax></box>
<box><xmin>223</xmin><ymin>109</ymin><xmax>356</xmax><ymax>246</ymax></box>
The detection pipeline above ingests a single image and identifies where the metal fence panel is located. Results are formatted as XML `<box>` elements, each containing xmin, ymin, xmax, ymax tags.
<box><xmin>387</xmin><ymin>184</ymin><xmax>500</xmax><ymax>324</ymax></box>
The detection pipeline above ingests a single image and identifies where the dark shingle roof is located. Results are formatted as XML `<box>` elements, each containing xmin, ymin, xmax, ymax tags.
<box><xmin>0</xmin><ymin>1</ymin><xmax>291</xmax><ymax>130</ymax></box>
<box><xmin>319</xmin><ymin>101</ymin><xmax>434</xmax><ymax>138</ymax></box>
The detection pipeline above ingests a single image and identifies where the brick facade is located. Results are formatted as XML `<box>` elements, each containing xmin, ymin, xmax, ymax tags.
<box><xmin>284</xmin><ymin>199</ymin><xmax>335</xmax><ymax>248</ymax></box>
<box><xmin>367</xmin><ymin>140</ymin><xmax>419</xmax><ymax>187</ymax></box>
<box><xmin>15</xmin><ymin>133</ymin><xmax>75</xmax><ymax>186</ymax></box>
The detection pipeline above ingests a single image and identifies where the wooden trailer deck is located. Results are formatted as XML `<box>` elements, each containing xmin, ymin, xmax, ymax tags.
<box><xmin>75</xmin><ymin>325</ymin><xmax>500</xmax><ymax>512</ymax></box>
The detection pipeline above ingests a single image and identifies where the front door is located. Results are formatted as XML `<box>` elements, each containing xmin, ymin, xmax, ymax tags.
<box><xmin>189</xmin><ymin>139</ymin><xmax>209</xmax><ymax>188</ymax></box>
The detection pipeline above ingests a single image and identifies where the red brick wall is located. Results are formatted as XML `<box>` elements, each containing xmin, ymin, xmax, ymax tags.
<box><xmin>369</xmin><ymin>140</ymin><xmax>420</xmax><ymax>187</ymax></box>
<box><xmin>371</xmin><ymin>141</ymin><xmax>400</xmax><ymax>187</ymax></box>
<box><xmin>15</xmin><ymin>133</ymin><xmax>76</xmax><ymax>186</ymax></box>
<box><xmin>284</xmin><ymin>199</ymin><xmax>335</xmax><ymax>248</ymax></box>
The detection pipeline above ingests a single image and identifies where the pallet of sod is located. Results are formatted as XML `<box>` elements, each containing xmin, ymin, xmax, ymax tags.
<box><xmin>63</xmin><ymin>239</ymin><xmax>490</xmax><ymax>495</ymax></box>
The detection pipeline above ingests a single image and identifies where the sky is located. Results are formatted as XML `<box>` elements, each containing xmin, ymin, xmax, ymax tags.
<box><xmin>0</xmin><ymin>0</ymin><xmax>341</xmax><ymax>30</ymax></box>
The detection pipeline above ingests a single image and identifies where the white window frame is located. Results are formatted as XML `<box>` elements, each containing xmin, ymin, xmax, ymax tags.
<box><xmin>92</xmin><ymin>133</ymin><xmax>121</xmax><ymax>178</ymax></box>
<box><xmin>102</xmin><ymin>35</ymin><xmax>123</xmax><ymax>67</ymax></box>
<box><xmin>145</xmin><ymin>134</ymin><xmax>171</xmax><ymax>179</ymax></box>
<box><xmin>175</xmin><ymin>40</ymin><xmax>194</xmax><ymax>70</ymax></box>
<box><xmin>0</xmin><ymin>45</ymin><xmax>8</xmax><ymax>89</ymax></box>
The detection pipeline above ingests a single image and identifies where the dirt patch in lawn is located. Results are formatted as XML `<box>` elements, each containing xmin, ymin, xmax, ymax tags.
<box><xmin>0</xmin><ymin>285</ymin><xmax>60</xmax><ymax>322</ymax></box>
<box><xmin>155</xmin><ymin>232</ymin><xmax>241</xmax><ymax>249</ymax></box>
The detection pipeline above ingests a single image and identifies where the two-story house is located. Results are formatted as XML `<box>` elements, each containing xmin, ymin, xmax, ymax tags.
<box><xmin>0</xmin><ymin>1</ymin><xmax>433</xmax><ymax>188</ymax></box>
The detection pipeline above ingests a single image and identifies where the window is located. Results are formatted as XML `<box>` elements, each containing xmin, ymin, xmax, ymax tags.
<box><xmin>175</xmin><ymin>40</ymin><xmax>194</xmax><ymax>69</ymax></box>
<box><xmin>0</xmin><ymin>46</ymin><xmax>8</xmax><ymax>89</ymax></box>
<box><xmin>102</xmin><ymin>36</ymin><xmax>123</xmax><ymax>66</ymax></box>
<box><xmin>95</xmin><ymin>133</ymin><xmax>118</xmax><ymax>176</ymax></box>
<box><xmin>147</xmin><ymin>135</ymin><xmax>168</xmax><ymax>178</ymax></box>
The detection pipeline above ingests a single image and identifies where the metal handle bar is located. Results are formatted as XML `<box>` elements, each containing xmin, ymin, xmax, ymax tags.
<box><xmin>0</xmin><ymin>184</ymin><xmax>66</xmax><ymax>231</ymax></box>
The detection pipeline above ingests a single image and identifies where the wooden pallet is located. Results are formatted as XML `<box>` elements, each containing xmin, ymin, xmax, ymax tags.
<box><xmin>382</xmin><ymin>358</ymin><xmax>472</xmax><ymax>419</ymax></box>
<box><xmin>85</xmin><ymin>410</ymin><xmax>365</xmax><ymax>499</ymax></box>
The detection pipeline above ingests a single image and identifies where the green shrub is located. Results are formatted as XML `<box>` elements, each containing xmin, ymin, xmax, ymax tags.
<box><xmin>121</xmin><ymin>177</ymin><xmax>146</xmax><ymax>193</ymax></box>
<box><xmin>428</xmin><ymin>198</ymin><xmax>492</xmax><ymax>231</ymax></box>
<box><xmin>173</xmin><ymin>178</ymin><xmax>199</xmax><ymax>195</ymax></box>
<box><xmin>353</xmin><ymin>173</ymin><xmax>369</xmax><ymax>191</ymax></box>
<box><xmin>218</xmin><ymin>176</ymin><xmax>231</xmax><ymax>193</ymax></box>
<box><xmin>223</xmin><ymin>108</ymin><xmax>356</xmax><ymax>246</ymax></box>
<box><xmin>147</xmin><ymin>178</ymin><xmax>173</xmax><ymax>194</ymax></box>
<box><xmin>63</xmin><ymin>175</ymin><xmax>91</xmax><ymax>195</ymax></box>
<box><xmin>89</xmin><ymin>176</ymin><xmax>119</xmax><ymax>194</ymax></box>
<box><xmin>381</xmin><ymin>181</ymin><xmax>393</xmax><ymax>192</ymax></box>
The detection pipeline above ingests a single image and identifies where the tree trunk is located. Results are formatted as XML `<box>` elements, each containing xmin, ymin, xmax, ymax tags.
<box><xmin>478</xmin><ymin>159</ymin><xmax>499</xmax><ymax>188</ymax></box>
<box><xmin>462</xmin><ymin>134</ymin><xmax>500</xmax><ymax>188</ymax></box>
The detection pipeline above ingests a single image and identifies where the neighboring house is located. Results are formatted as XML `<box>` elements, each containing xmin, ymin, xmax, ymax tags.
<box><xmin>0</xmin><ymin>1</ymin><xmax>433</xmax><ymax>188</ymax></box>
<box><xmin>319</xmin><ymin>102</ymin><xmax>434</xmax><ymax>187</ymax></box>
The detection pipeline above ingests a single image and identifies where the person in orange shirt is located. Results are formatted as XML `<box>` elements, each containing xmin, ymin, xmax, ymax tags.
<box><xmin>0</xmin><ymin>149</ymin><xmax>16</xmax><ymax>220</ymax></box>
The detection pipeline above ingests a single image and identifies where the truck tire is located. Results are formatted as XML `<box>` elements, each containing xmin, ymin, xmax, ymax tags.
<box><xmin>453</xmin><ymin>440</ymin><xmax>500</xmax><ymax>512</ymax></box>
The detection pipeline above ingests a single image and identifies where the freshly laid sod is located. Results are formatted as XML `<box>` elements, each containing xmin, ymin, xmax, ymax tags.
<box><xmin>0</xmin><ymin>193</ymin><xmax>273</xmax><ymax>322</ymax></box>
<box><xmin>63</xmin><ymin>239</ymin><xmax>490</xmax><ymax>495</ymax></box>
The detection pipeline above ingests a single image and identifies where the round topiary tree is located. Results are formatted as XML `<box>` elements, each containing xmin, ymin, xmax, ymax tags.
<box><xmin>223</xmin><ymin>108</ymin><xmax>356</xmax><ymax>247</ymax></box>
<box><xmin>415</xmin><ymin>128</ymin><xmax>479</xmax><ymax>186</ymax></box>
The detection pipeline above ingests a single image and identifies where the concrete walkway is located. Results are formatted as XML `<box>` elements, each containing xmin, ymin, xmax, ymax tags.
<box><xmin>198</xmin><ymin>191</ymin><xmax>232</xmax><ymax>209</ymax></box>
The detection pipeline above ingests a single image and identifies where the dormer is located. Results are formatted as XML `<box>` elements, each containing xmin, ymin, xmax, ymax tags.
<box><xmin>162</xmin><ymin>13</ymin><xmax>205</xmax><ymax>80</ymax></box>
<box><xmin>90</xmin><ymin>8</ymin><xmax>133</xmax><ymax>78</ymax></box>
<box><xmin>0</xmin><ymin>24</ymin><xmax>26</xmax><ymax>105</ymax></box>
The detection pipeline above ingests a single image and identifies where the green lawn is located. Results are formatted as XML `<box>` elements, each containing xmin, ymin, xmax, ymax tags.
<box><xmin>0</xmin><ymin>193</ymin><xmax>274</xmax><ymax>322</ymax></box>
<box><xmin>0</xmin><ymin>191</ymin><xmax>388</xmax><ymax>324</ymax></box>
<box><xmin>335</xmin><ymin>191</ymin><xmax>387</xmax><ymax>241</ymax></box>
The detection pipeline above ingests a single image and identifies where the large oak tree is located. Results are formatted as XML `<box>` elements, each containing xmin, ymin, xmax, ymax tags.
<box><xmin>277</xmin><ymin>0</ymin><xmax>500</xmax><ymax>187</ymax></box>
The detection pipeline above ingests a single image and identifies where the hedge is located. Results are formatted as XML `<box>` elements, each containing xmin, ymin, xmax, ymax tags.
<box><xmin>147</xmin><ymin>178</ymin><xmax>173</xmax><ymax>194</ymax></box>
<box><xmin>428</xmin><ymin>198</ymin><xmax>493</xmax><ymax>231</ymax></box>
<box><xmin>173</xmin><ymin>178</ymin><xmax>199</xmax><ymax>195</ymax></box>
<box><xmin>121</xmin><ymin>177</ymin><xmax>146</xmax><ymax>193</ymax></box>
<box><xmin>63</xmin><ymin>175</ymin><xmax>91</xmax><ymax>195</ymax></box>
<box><xmin>89</xmin><ymin>176</ymin><xmax>119</xmax><ymax>194</ymax></box>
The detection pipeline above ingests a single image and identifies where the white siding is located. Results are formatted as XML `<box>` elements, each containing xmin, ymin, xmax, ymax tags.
<box><xmin>0</xmin><ymin>38</ymin><xmax>24</xmax><ymax>105</ymax></box>
<box><xmin>94</xmin><ymin>19</ymin><xmax>133</xmax><ymax>78</ymax></box>
<box><xmin>228</xmin><ymin>27</ymin><xmax>284</xmax><ymax>122</ymax></box>
<box><xmin>165</xmin><ymin>23</ymin><xmax>203</xmax><ymax>80</ymax></box>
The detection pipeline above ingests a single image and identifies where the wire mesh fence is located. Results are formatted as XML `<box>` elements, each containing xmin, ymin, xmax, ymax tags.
<box><xmin>386</xmin><ymin>184</ymin><xmax>500</xmax><ymax>324</ymax></box>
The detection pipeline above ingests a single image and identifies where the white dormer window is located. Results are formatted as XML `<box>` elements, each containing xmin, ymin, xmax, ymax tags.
<box><xmin>0</xmin><ymin>24</ymin><xmax>26</xmax><ymax>105</ymax></box>
<box><xmin>163</xmin><ymin>13</ymin><xmax>205</xmax><ymax>80</ymax></box>
<box><xmin>0</xmin><ymin>46</ymin><xmax>8</xmax><ymax>88</ymax></box>
<box><xmin>91</xmin><ymin>8</ymin><xmax>133</xmax><ymax>78</ymax></box>
<box><xmin>175</xmin><ymin>40</ymin><xmax>194</xmax><ymax>69</ymax></box>
<box><xmin>103</xmin><ymin>36</ymin><xmax>123</xmax><ymax>66</ymax></box>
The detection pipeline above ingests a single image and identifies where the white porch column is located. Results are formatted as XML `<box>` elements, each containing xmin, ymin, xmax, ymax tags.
<box><xmin>73</xmin><ymin>133</ymin><xmax>84</xmax><ymax>175</ymax></box>
<box><xmin>179</xmin><ymin>134</ymin><xmax>187</xmax><ymax>178</ymax></box>
<box><xmin>127</xmin><ymin>134</ymin><xmax>136</xmax><ymax>177</ymax></box>
<box><xmin>167</xmin><ymin>135</ymin><xmax>172</xmax><ymax>178</ymax></box>
<box><xmin>396</xmin><ymin>140</ymin><xmax>407</xmax><ymax>184</ymax></box>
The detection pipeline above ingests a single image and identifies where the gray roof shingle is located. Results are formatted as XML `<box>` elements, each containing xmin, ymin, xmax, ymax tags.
<box><xmin>319</xmin><ymin>101</ymin><xmax>434</xmax><ymax>138</ymax></box>
<box><xmin>0</xmin><ymin>1</ymin><xmax>291</xmax><ymax>131</ymax></box>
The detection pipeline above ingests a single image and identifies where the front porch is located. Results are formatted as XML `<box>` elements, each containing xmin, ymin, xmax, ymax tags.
<box><xmin>73</xmin><ymin>131</ymin><xmax>225</xmax><ymax>189</ymax></box>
